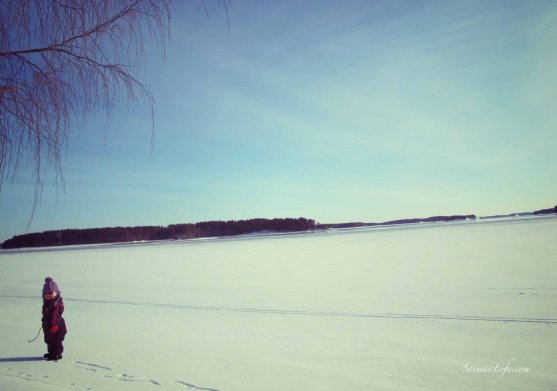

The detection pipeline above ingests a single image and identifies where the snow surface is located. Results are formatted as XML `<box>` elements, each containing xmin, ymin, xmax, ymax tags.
<box><xmin>1</xmin><ymin>216</ymin><xmax>556</xmax><ymax>390</ymax></box>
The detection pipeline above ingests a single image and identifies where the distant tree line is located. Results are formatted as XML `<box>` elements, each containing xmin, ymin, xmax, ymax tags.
<box><xmin>326</xmin><ymin>215</ymin><xmax>477</xmax><ymax>229</ymax></box>
<box><xmin>1</xmin><ymin>218</ymin><xmax>320</xmax><ymax>249</ymax></box>
<box><xmin>533</xmin><ymin>205</ymin><xmax>557</xmax><ymax>215</ymax></box>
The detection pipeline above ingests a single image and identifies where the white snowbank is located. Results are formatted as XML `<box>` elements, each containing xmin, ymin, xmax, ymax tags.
<box><xmin>1</xmin><ymin>216</ymin><xmax>556</xmax><ymax>390</ymax></box>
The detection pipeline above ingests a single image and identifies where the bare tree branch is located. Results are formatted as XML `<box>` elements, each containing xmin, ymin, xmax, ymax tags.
<box><xmin>0</xmin><ymin>0</ymin><xmax>175</xmax><ymax>225</ymax></box>
<box><xmin>0</xmin><ymin>0</ymin><xmax>229</xmax><ymax>229</ymax></box>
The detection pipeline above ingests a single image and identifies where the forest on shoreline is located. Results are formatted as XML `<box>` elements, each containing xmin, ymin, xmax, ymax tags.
<box><xmin>3</xmin><ymin>205</ymin><xmax>555</xmax><ymax>249</ymax></box>
<box><xmin>1</xmin><ymin>218</ymin><xmax>319</xmax><ymax>249</ymax></box>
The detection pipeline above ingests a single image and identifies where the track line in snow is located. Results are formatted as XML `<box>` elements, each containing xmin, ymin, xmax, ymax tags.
<box><xmin>2</xmin><ymin>294</ymin><xmax>556</xmax><ymax>324</ymax></box>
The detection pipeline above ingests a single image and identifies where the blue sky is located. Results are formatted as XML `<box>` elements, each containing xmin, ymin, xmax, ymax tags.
<box><xmin>1</xmin><ymin>0</ymin><xmax>556</xmax><ymax>241</ymax></box>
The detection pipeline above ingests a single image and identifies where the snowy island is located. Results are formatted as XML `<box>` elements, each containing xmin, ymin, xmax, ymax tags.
<box><xmin>3</xmin><ymin>206</ymin><xmax>556</xmax><ymax>249</ymax></box>
<box><xmin>2</xmin><ymin>215</ymin><xmax>476</xmax><ymax>249</ymax></box>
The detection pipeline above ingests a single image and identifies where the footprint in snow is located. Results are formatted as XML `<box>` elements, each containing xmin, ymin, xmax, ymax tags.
<box><xmin>175</xmin><ymin>379</ymin><xmax>219</xmax><ymax>391</ymax></box>
<box><xmin>117</xmin><ymin>373</ymin><xmax>161</xmax><ymax>385</ymax></box>
<box><xmin>71</xmin><ymin>360</ymin><xmax>161</xmax><ymax>387</ymax></box>
<box><xmin>73</xmin><ymin>361</ymin><xmax>113</xmax><ymax>372</ymax></box>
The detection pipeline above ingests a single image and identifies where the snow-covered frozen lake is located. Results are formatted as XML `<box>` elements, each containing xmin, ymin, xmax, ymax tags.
<box><xmin>1</xmin><ymin>216</ymin><xmax>556</xmax><ymax>390</ymax></box>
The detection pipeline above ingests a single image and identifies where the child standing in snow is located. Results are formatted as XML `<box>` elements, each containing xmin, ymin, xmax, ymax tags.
<box><xmin>42</xmin><ymin>277</ymin><xmax>67</xmax><ymax>361</ymax></box>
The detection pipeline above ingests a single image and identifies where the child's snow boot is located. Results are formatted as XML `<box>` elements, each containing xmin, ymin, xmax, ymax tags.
<box><xmin>46</xmin><ymin>353</ymin><xmax>62</xmax><ymax>361</ymax></box>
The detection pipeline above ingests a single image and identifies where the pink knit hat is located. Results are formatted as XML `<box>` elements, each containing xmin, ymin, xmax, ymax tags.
<box><xmin>42</xmin><ymin>277</ymin><xmax>60</xmax><ymax>295</ymax></box>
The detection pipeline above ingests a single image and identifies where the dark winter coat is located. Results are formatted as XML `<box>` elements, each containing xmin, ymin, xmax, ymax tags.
<box><xmin>42</xmin><ymin>295</ymin><xmax>67</xmax><ymax>342</ymax></box>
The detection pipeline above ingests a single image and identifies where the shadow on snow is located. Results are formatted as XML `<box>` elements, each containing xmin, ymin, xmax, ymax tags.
<box><xmin>0</xmin><ymin>356</ymin><xmax>44</xmax><ymax>363</ymax></box>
